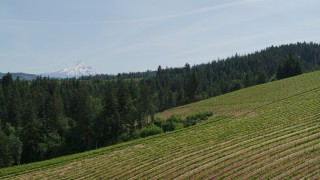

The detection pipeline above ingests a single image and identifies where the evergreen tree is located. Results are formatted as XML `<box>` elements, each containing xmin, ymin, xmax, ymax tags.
<box><xmin>1</xmin><ymin>73</ymin><xmax>14</xmax><ymax>91</ymax></box>
<box><xmin>8</xmin><ymin>132</ymin><xmax>22</xmax><ymax>165</ymax></box>
<box><xmin>0</xmin><ymin>85</ymin><xmax>8</xmax><ymax>126</ymax></box>
<box><xmin>257</xmin><ymin>71</ymin><xmax>267</xmax><ymax>84</ymax></box>
<box><xmin>277</xmin><ymin>55</ymin><xmax>303</xmax><ymax>79</ymax></box>
<box><xmin>72</xmin><ymin>87</ymin><xmax>99</xmax><ymax>150</ymax></box>
<box><xmin>0</xmin><ymin>128</ymin><xmax>12</xmax><ymax>167</ymax></box>
<box><xmin>20</xmin><ymin>100</ymin><xmax>42</xmax><ymax>163</ymax></box>
<box><xmin>186</xmin><ymin>67</ymin><xmax>199</xmax><ymax>101</ymax></box>
<box><xmin>100</xmin><ymin>83</ymin><xmax>120</xmax><ymax>145</ymax></box>
<box><xmin>117</xmin><ymin>80</ymin><xmax>137</xmax><ymax>133</ymax></box>
<box><xmin>45</xmin><ymin>88</ymin><xmax>64</xmax><ymax>134</ymax></box>
<box><xmin>138</xmin><ymin>82</ymin><xmax>156</xmax><ymax>127</ymax></box>
<box><xmin>244</xmin><ymin>71</ymin><xmax>255</xmax><ymax>87</ymax></box>
<box><xmin>7</xmin><ymin>88</ymin><xmax>22</xmax><ymax>127</ymax></box>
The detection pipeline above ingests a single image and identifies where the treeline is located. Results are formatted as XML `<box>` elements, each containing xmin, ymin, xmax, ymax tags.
<box><xmin>147</xmin><ymin>42</ymin><xmax>318</xmax><ymax>111</ymax></box>
<box><xmin>0</xmin><ymin>76</ymin><xmax>157</xmax><ymax>167</ymax></box>
<box><xmin>80</xmin><ymin>70</ymin><xmax>156</xmax><ymax>81</ymax></box>
<box><xmin>0</xmin><ymin>42</ymin><xmax>319</xmax><ymax>167</ymax></box>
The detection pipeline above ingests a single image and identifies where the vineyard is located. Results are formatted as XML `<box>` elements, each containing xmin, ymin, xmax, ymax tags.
<box><xmin>0</xmin><ymin>71</ymin><xmax>320</xmax><ymax>179</ymax></box>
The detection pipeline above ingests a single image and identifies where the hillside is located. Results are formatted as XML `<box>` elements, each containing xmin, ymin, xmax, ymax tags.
<box><xmin>1</xmin><ymin>71</ymin><xmax>319</xmax><ymax>179</ymax></box>
<box><xmin>0</xmin><ymin>72</ymin><xmax>38</xmax><ymax>80</ymax></box>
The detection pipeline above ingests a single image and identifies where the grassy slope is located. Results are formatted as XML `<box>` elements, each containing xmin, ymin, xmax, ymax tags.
<box><xmin>1</xmin><ymin>71</ymin><xmax>320</xmax><ymax>179</ymax></box>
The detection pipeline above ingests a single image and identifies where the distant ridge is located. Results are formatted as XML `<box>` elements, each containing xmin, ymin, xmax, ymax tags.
<box><xmin>0</xmin><ymin>72</ymin><xmax>38</xmax><ymax>80</ymax></box>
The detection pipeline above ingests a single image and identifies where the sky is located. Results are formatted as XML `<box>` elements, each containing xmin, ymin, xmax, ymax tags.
<box><xmin>1</xmin><ymin>0</ymin><xmax>320</xmax><ymax>74</ymax></box>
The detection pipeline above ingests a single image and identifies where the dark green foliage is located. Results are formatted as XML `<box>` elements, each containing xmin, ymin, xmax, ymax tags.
<box><xmin>7</xmin><ymin>88</ymin><xmax>22</xmax><ymax>127</ymax></box>
<box><xmin>37</xmin><ymin>132</ymin><xmax>62</xmax><ymax>160</ymax></box>
<box><xmin>8</xmin><ymin>133</ymin><xmax>22</xmax><ymax>165</ymax></box>
<box><xmin>45</xmin><ymin>89</ymin><xmax>64</xmax><ymax>133</ymax></box>
<box><xmin>80</xmin><ymin>71</ymin><xmax>156</xmax><ymax>81</ymax></box>
<box><xmin>71</xmin><ymin>87</ymin><xmax>99</xmax><ymax>151</ymax></box>
<box><xmin>257</xmin><ymin>71</ymin><xmax>267</xmax><ymax>84</ymax></box>
<box><xmin>117</xmin><ymin>112</ymin><xmax>210</xmax><ymax>143</ymax></box>
<box><xmin>0</xmin><ymin>85</ymin><xmax>8</xmax><ymax>126</ymax></box>
<box><xmin>0</xmin><ymin>129</ymin><xmax>12</xmax><ymax>167</ymax></box>
<box><xmin>152</xmin><ymin>111</ymin><xmax>212</xmax><ymax>134</ymax></box>
<box><xmin>116</xmin><ymin>124</ymin><xmax>163</xmax><ymax>142</ymax></box>
<box><xmin>138</xmin><ymin>124</ymin><xmax>163</xmax><ymax>138</ymax></box>
<box><xmin>117</xmin><ymin>79</ymin><xmax>137</xmax><ymax>133</ymax></box>
<box><xmin>97</xmin><ymin>83</ymin><xmax>120</xmax><ymax>146</ymax></box>
<box><xmin>186</xmin><ymin>111</ymin><xmax>213</xmax><ymax>121</ymax></box>
<box><xmin>3</xmin><ymin>123</ymin><xmax>23</xmax><ymax>165</ymax></box>
<box><xmin>230</xmin><ymin>80</ymin><xmax>244</xmax><ymax>92</ymax></box>
<box><xmin>154</xmin><ymin>115</ymin><xmax>184</xmax><ymax>132</ymax></box>
<box><xmin>20</xmin><ymin>100</ymin><xmax>42</xmax><ymax>163</ymax></box>
<box><xmin>150</xmin><ymin>42</ymin><xmax>319</xmax><ymax>110</ymax></box>
<box><xmin>277</xmin><ymin>54</ymin><xmax>303</xmax><ymax>79</ymax></box>
<box><xmin>137</xmin><ymin>81</ymin><xmax>156</xmax><ymax>127</ymax></box>
<box><xmin>1</xmin><ymin>73</ymin><xmax>14</xmax><ymax>89</ymax></box>
<box><xmin>184</xmin><ymin>111</ymin><xmax>213</xmax><ymax>127</ymax></box>
<box><xmin>186</xmin><ymin>66</ymin><xmax>199</xmax><ymax>102</ymax></box>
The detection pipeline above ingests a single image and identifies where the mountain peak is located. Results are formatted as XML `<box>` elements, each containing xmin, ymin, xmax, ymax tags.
<box><xmin>76</xmin><ymin>60</ymin><xmax>84</xmax><ymax>66</ymax></box>
<box><xmin>43</xmin><ymin>62</ymin><xmax>101</xmax><ymax>78</ymax></box>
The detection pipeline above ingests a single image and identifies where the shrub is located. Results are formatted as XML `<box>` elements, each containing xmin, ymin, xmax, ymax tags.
<box><xmin>162</xmin><ymin>115</ymin><xmax>184</xmax><ymax>132</ymax></box>
<box><xmin>139</xmin><ymin>125</ymin><xmax>163</xmax><ymax>138</ymax></box>
<box><xmin>184</xmin><ymin>111</ymin><xmax>213</xmax><ymax>127</ymax></box>
<box><xmin>153</xmin><ymin>117</ymin><xmax>163</xmax><ymax>128</ymax></box>
<box><xmin>116</xmin><ymin>133</ymin><xmax>132</xmax><ymax>143</ymax></box>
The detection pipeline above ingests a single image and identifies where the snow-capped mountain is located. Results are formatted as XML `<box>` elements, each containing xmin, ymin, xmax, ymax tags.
<box><xmin>43</xmin><ymin>62</ymin><xmax>101</xmax><ymax>78</ymax></box>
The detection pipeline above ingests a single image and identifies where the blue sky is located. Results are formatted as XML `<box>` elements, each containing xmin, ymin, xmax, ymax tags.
<box><xmin>1</xmin><ymin>0</ymin><xmax>320</xmax><ymax>74</ymax></box>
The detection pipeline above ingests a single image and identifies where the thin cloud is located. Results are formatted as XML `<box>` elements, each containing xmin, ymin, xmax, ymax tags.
<box><xmin>137</xmin><ymin>0</ymin><xmax>264</xmax><ymax>22</ymax></box>
<box><xmin>109</xmin><ymin>0</ymin><xmax>264</xmax><ymax>23</ymax></box>
<box><xmin>0</xmin><ymin>0</ymin><xmax>264</xmax><ymax>24</ymax></box>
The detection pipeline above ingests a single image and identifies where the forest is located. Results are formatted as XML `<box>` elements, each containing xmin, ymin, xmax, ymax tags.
<box><xmin>0</xmin><ymin>42</ymin><xmax>319</xmax><ymax>167</ymax></box>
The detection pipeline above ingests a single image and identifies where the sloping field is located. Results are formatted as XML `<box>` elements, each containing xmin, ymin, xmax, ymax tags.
<box><xmin>1</xmin><ymin>71</ymin><xmax>320</xmax><ymax>179</ymax></box>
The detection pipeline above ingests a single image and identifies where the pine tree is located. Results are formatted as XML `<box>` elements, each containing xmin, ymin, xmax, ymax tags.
<box><xmin>20</xmin><ymin>100</ymin><xmax>42</xmax><ymax>163</ymax></box>
<box><xmin>8</xmin><ymin>132</ymin><xmax>22</xmax><ymax>165</ymax></box>
<box><xmin>98</xmin><ymin>83</ymin><xmax>120</xmax><ymax>145</ymax></box>
<box><xmin>0</xmin><ymin>85</ymin><xmax>8</xmax><ymax>126</ymax></box>
<box><xmin>7</xmin><ymin>88</ymin><xmax>22</xmax><ymax>127</ymax></box>
<box><xmin>138</xmin><ymin>82</ymin><xmax>156</xmax><ymax>127</ymax></box>
<box><xmin>72</xmin><ymin>87</ymin><xmax>98</xmax><ymax>150</ymax></box>
<box><xmin>117</xmin><ymin>80</ymin><xmax>137</xmax><ymax>133</ymax></box>
<box><xmin>277</xmin><ymin>55</ymin><xmax>303</xmax><ymax>79</ymax></box>
<box><xmin>45</xmin><ymin>88</ymin><xmax>64</xmax><ymax>134</ymax></box>
<box><xmin>187</xmin><ymin>67</ymin><xmax>199</xmax><ymax>102</ymax></box>
<box><xmin>1</xmin><ymin>73</ymin><xmax>13</xmax><ymax>91</ymax></box>
<box><xmin>257</xmin><ymin>71</ymin><xmax>267</xmax><ymax>84</ymax></box>
<box><xmin>0</xmin><ymin>128</ymin><xmax>12</xmax><ymax>167</ymax></box>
